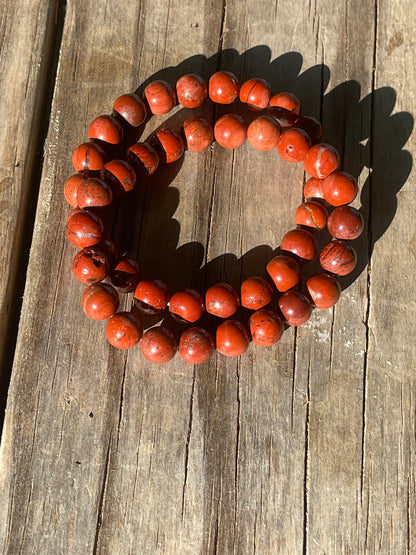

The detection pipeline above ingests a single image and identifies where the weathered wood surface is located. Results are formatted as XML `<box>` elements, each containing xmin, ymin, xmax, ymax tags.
<box><xmin>0</xmin><ymin>0</ymin><xmax>414</xmax><ymax>553</ymax></box>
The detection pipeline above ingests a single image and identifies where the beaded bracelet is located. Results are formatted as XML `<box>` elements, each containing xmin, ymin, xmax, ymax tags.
<box><xmin>64</xmin><ymin>70</ymin><xmax>364</xmax><ymax>364</ymax></box>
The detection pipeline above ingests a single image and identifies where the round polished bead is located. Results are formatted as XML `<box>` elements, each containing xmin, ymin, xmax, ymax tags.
<box><xmin>267</xmin><ymin>106</ymin><xmax>298</xmax><ymax>128</ymax></box>
<box><xmin>239</xmin><ymin>78</ymin><xmax>271</xmax><ymax>110</ymax></box>
<box><xmin>72</xmin><ymin>142</ymin><xmax>106</xmax><ymax>173</ymax></box>
<box><xmin>295</xmin><ymin>201</ymin><xmax>328</xmax><ymax>229</ymax></box>
<box><xmin>153</xmin><ymin>127</ymin><xmax>184</xmax><ymax>163</ymax></box>
<box><xmin>279</xmin><ymin>290</ymin><xmax>312</xmax><ymax>326</ymax></box>
<box><xmin>106</xmin><ymin>312</ymin><xmax>143</xmax><ymax>349</ymax></box>
<box><xmin>306</xmin><ymin>273</ymin><xmax>341</xmax><ymax>309</ymax></box>
<box><xmin>72</xmin><ymin>246</ymin><xmax>109</xmax><ymax>284</ymax></box>
<box><xmin>249</xmin><ymin>309</ymin><xmax>284</xmax><ymax>346</ymax></box>
<box><xmin>280</xmin><ymin>228</ymin><xmax>318</xmax><ymax>261</ymax></box>
<box><xmin>183</xmin><ymin>117</ymin><xmax>213</xmax><ymax>152</ymax></box>
<box><xmin>169</xmin><ymin>289</ymin><xmax>204</xmax><ymax>323</ymax></box>
<box><xmin>266</xmin><ymin>255</ymin><xmax>301</xmax><ymax>292</ymax></box>
<box><xmin>66</xmin><ymin>210</ymin><xmax>104</xmax><ymax>248</ymax></box>
<box><xmin>110</xmin><ymin>257</ymin><xmax>140</xmax><ymax>293</ymax></box>
<box><xmin>247</xmin><ymin>116</ymin><xmax>281</xmax><ymax>151</ymax></box>
<box><xmin>269</xmin><ymin>92</ymin><xmax>301</xmax><ymax>115</ymax></box>
<box><xmin>134</xmin><ymin>280</ymin><xmax>170</xmax><ymax>314</ymax></box>
<box><xmin>209</xmin><ymin>71</ymin><xmax>240</xmax><ymax>104</ymax></box>
<box><xmin>81</xmin><ymin>283</ymin><xmax>119</xmax><ymax>320</ymax></box>
<box><xmin>96</xmin><ymin>237</ymin><xmax>117</xmax><ymax>264</ymax></box>
<box><xmin>179</xmin><ymin>327</ymin><xmax>215</xmax><ymax>364</ymax></box>
<box><xmin>240</xmin><ymin>276</ymin><xmax>273</xmax><ymax>310</ymax></box>
<box><xmin>322</xmin><ymin>171</ymin><xmax>358</xmax><ymax>206</ymax></box>
<box><xmin>327</xmin><ymin>206</ymin><xmax>364</xmax><ymax>240</ymax></box>
<box><xmin>303</xmin><ymin>143</ymin><xmax>340</xmax><ymax>179</ymax></box>
<box><xmin>320</xmin><ymin>240</ymin><xmax>357</xmax><ymax>276</ymax></box>
<box><xmin>88</xmin><ymin>115</ymin><xmax>123</xmax><ymax>144</ymax></box>
<box><xmin>77</xmin><ymin>178</ymin><xmax>113</xmax><ymax>208</ymax></box>
<box><xmin>127</xmin><ymin>142</ymin><xmax>159</xmax><ymax>175</ymax></box>
<box><xmin>304</xmin><ymin>177</ymin><xmax>324</xmax><ymax>200</ymax></box>
<box><xmin>140</xmin><ymin>326</ymin><xmax>177</xmax><ymax>363</ymax></box>
<box><xmin>205</xmin><ymin>283</ymin><xmax>240</xmax><ymax>318</ymax></box>
<box><xmin>214</xmin><ymin>114</ymin><xmax>247</xmax><ymax>149</ymax></box>
<box><xmin>113</xmin><ymin>93</ymin><xmax>147</xmax><ymax>127</ymax></box>
<box><xmin>176</xmin><ymin>74</ymin><xmax>208</xmax><ymax>108</ymax></box>
<box><xmin>277</xmin><ymin>128</ymin><xmax>311</xmax><ymax>162</ymax></box>
<box><xmin>144</xmin><ymin>80</ymin><xmax>176</xmax><ymax>115</ymax></box>
<box><xmin>101</xmin><ymin>160</ymin><xmax>136</xmax><ymax>194</ymax></box>
<box><xmin>295</xmin><ymin>116</ymin><xmax>323</xmax><ymax>144</ymax></box>
<box><xmin>64</xmin><ymin>174</ymin><xmax>87</xmax><ymax>207</ymax></box>
<box><xmin>216</xmin><ymin>320</ymin><xmax>250</xmax><ymax>357</ymax></box>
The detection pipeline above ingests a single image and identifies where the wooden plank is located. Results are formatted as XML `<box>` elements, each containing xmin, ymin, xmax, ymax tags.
<box><xmin>0</xmin><ymin>0</ymin><xmax>415</xmax><ymax>553</ymax></box>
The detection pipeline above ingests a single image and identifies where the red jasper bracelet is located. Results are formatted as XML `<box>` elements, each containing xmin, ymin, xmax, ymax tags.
<box><xmin>64</xmin><ymin>70</ymin><xmax>364</xmax><ymax>364</ymax></box>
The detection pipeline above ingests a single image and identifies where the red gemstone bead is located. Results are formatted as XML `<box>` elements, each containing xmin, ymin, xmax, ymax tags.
<box><xmin>134</xmin><ymin>280</ymin><xmax>170</xmax><ymax>314</ymax></box>
<box><xmin>327</xmin><ymin>206</ymin><xmax>364</xmax><ymax>240</ymax></box>
<box><xmin>240</xmin><ymin>276</ymin><xmax>273</xmax><ymax>310</ymax></box>
<box><xmin>239</xmin><ymin>78</ymin><xmax>271</xmax><ymax>111</ymax></box>
<box><xmin>266</xmin><ymin>255</ymin><xmax>301</xmax><ymax>292</ymax></box>
<box><xmin>176</xmin><ymin>74</ymin><xmax>208</xmax><ymax>108</ymax></box>
<box><xmin>144</xmin><ymin>80</ymin><xmax>176</xmax><ymax>115</ymax></box>
<box><xmin>209</xmin><ymin>71</ymin><xmax>240</xmax><ymax>104</ymax></box>
<box><xmin>76</xmin><ymin>178</ymin><xmax>113</xmax><ymax>208</ymax></box>
<box><xmin>319</xmin><ymin>240</ymin><xmax>357</xmax><ymax>276</ymax></box>
<box><xmin>140</xmin><ymin>326</ymin><xmax>177</xmax><ymax>363</ymax></box>
<box><xmin>306</xmin><ymin>273</ymin><xmax>341</xmax><ymax>309</ymax></box>
<box><xmin>247</xmin><ymin>116</ymin><xmax>281</xmax><ymax>151</ymax></box>
<box><xmin>277</xmin><ymin>128</ymin><xmax>311</xmax><ymax>162</ymax></box>
<box><xmin>127</xmin><ymin>142</ymin><xmax>159</xmax><ymax>175</ymax></box>
<box><xmin>205</xmin><ymin>283</ymin><xmax>240</xmax><ymax>318</ymax></box>
<box><xmin>214</xmin><ymin>114</ymin><xmax>247</xmax><ymax>149</ymax></box>
<box><xmin>66</xmin><ymin>210</ymin><xmax>104</xmax><ymax>248</ymax></box>
<box><xmin>96</xmin><ymin>237</ymin><xmax>117</xmax><ymax>263</ymax></box>
<box><xmin>269</xmin><ymin>92</ymin><xmax>301</xmax><ymax>115</ymax></box>
<box><xmin>101</xmin><ymin>160</ymin><xmax>137</xmax><ymax>194</ymax></box>
<box><xmin>81</xmin><ymin>283</ymin><xmax>119</xmax><ymax>320</ymax></box>
<box><xmin>72</xmin><ymin>246</ymin><xmax>109</xmax><ymax>284</ymax></box>
<box><xmin>280</xmin><ymin>228</ymin><xmax>318</xmax><ymax>261</ymax></box>
<box><xmin>267</xmin><ymin>106</ymin><xmax>298</xmax><ymax>128</ymax></box>
<box><xmin>88</xmin><ymin>115</ymin><xmax>123</xmax><ymax>144</ymax></box>
<box><xmin>153</xmin><ymin>127</ymin><xmax>184</xmax><ymax>163</ymax></box>
<box><xmin>179</xmin><ymin>327</ymin><xmax>215</xmax><ymax>364</ymax></box>
<box><xmin>303</xmin><ymin>143</ymin><xmax>340</xmax><ymax>179</ymax></box>
<box><xmin>279</xmin><ymin>290</ymin><xmax>312</xmax><ymax>326</ymax></box>
<box><xmin>169</xmin><ymin>289</ymin><xmax>204</xmax><ymax>323</ymax></box>
<box><xmin>106</xmin><ymin>312</ymin><xmax>143</xmax><ymax>349</ymax></box>
<box><xmin>249</xmin><ymin>309</ymin><xmax>284</xmax><ymax>346</ymax></box>
<box><xmin>64</xmin><ymin>174</ymin><xmax>87</xmax><ymax>207</ymax></box>
<box><xmin>183</xmin><ymin>117</ymin><xmax>213</xmax><ymax>152</ymax></box>
<box><xmin>304</xmin><ymin>177</ymin><xmax>324</xmax><ymax>200</ymax></box>
<box><xmin>72</xmin><ymin>142</ymin><xmax>106</xmax><ymax>173</ymax></box>
<box><xmin>295</xmin><ymin>201</ymin><xmax>328</xmax><ymax>229</ymax></box>
<box><xmin>110</xmin><ymin>257</ymin><xmax>140</xmax><ymax>293</ymax></box>
<box><xmin>295</xmin><ymin>116</ymin><xmax>323</xmax><ymax>144</ymax></box>
<box><xmin>216</xmin><ymin>320</ymin><xmax>250</xmax><ymax>357</ymax></box>
<box><xmin>322</xmin><ymin>171</ymin><xmax>358</xmax><ymax>206</ymax></box>
<box><xmin>113</xmin><ymin>93</ymin><xmax>147</xmax><ymax>127</ymax></box>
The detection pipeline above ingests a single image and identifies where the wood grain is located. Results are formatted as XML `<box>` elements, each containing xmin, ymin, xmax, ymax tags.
<box><xmin>0</xmin><ymin>0</ymin><xmax>415</xmax><ymax>553</ymax></box>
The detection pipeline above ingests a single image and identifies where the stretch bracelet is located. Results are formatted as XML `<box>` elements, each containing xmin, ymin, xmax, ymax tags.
<box><xmin>64</xmin><ymin>71</ymin><xmax>363</xmax><ymax>364</ymax></box>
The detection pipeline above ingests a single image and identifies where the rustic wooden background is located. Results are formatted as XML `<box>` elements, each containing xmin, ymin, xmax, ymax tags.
<box><xmin>0</xmin><ymin>0</ymin><xmax>414</xmax><ymax>553</ymax></box>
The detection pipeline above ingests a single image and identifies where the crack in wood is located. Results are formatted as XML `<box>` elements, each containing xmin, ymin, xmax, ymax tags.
<box><xmin>93</xmin><ymin>433</ymin><xmax>112</xmax><ymax>555</ymax></box>
<box><xmin>181</xmin><ymin>365</ymin><xmax>196</xmax><ymax>519</ymax></box>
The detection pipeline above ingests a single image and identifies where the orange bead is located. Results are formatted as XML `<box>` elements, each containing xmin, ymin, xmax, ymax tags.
<box><xmin>277</xmin><ymin>128</ymin><xmax>311</xmax><ymax>162</ymax></box>
<box><xmin>113</xmin><ymin>93</ymin><xmax>147</xmax><ymax>127</ymax></box>
<box><xmin>153</xmin><ymin>127</ymin><xmax>184</xmax><ymax>163</ymax></box>
<box><xmin>179</xmin><ymin>327</ymin><xmax>215</xmax><ymax>364</ymax></box>
<box><xmin>247</xmin><ymin>116</ymin><xmax>281</xmax><ymax>151</ymax></box>
<box><xmin>169</xmin><ymin>289</ymin><xmax>204</xmax><ymax>323</ymax></box>
<box><xmin>240</xmin><ymin>277</ymin><xmax>273</xmax><ymax>309</ymax></box>
<box><xmin>266</xmin><ymin>255</ymin><xmax>301</xmax><ymax>292</ymax></box>
<box><xmin>239</xmin><ymin>78</ymin><xmax>271</xmax><ymax>110</ymax></box>
<box><xmin>280</xmin><ymin>228</ymin><xmax>317</xmax><ymax>260</ymax></box>
<box><xmin>306</xmin><ymin>273</ymin><xmax>341</xmax><ymax>309</ymax></box>
<box><xmin>269</xmin><ymin>92</ymin><xmax>301</xmax><ymax>115</ymax></box>
<box><xmin>106</xmin><ymin>312</ymin><xmax>143</xmax><ymax>349</ymax></box>
<box><xmin>319</xmin><ymin>240</ymin><xmax>357</xmax><ymax>276</ymax></box>
<box><xmin>140</xmin><ymin>327</ymin><xmax>177</xmax><ymax>363</ymax></box>
<box><xmin>110</xmin><ymin>257</ymin><xmax>140</xmax><ymax>293</ymax></box>
<box><xmin>176</xmin><ymin>74</ymin><xmax>207</xmax><ymax>108</ymax></box>
<box><xmin>101</xmin><ymin>159</ymin><xmax>137</xmax><ymax>195</ymax></box>
<box><xmin>64</xmin><ymin>174</ymin><xmax>87</xmax><ymax>207</ymax></box>
<box><xmin>279</xmin><ymin>291</ymin><xmax>312</xmax><ymax>326</ymax></box>
<box><xmin>249</xmin><ymin>309</ymin><xmax>284</xmax><ymax>346</ymax></box>
<box><xmin>72</xmin><ymin>246</ymin><xmax>109</xmax><ymax>284</ymax></box>
<box><xmin>145</xmin><ymin>80</ymin><xmax>176</xmax><ymax>115</ymax></box>
<box><xmin>81</xmin><ymin>283</ymin><xmax>119</xmax><ymax>320</ymax></box>
<box><xmin>295</xmin><ymin>201</ymin><xmax>328</xmax><ymax>229</ymax></box>
<box><xmin>183</xmin><ymin>117</ymin><xmax>213</xmax><ymax>152</ymax></box>
<box><xmin>88</xmin><ymin>115</ymin><xmax>123</xmax><ymax>144</ymax></box>
<box><xmin>209</xmin><ymin>71</ymin><xmax>240</xmax><ymax>104</ymax></box>
<box><xmin>303</xmin><ymin>143</ymin><xmax>340</xmax><ymax>179</ymax></box>
<box><xmin>322</xmin><ymin>171</ymin><xmax>358</xmax><ymax>206</ymax></box>
<box><xmin>77</xmin><ymin>178</ymin><xmax>113</xmax><ymax>208</ymax></box>
<box><xmin>134</xmin><ymin>280</ymin><xmax>170</xmax><ymax>314</ymax></box>
<box><xmin>327</xmin><ymin>206</ymin><xmax>364</xmax><ymax>240</ymax></box>
<box><xmin>295</xmin><ymin>116</ymin><xmax>323</xmax><ymax>144</ymax></box>
<box><xmin>205</xmin><ymin>283</ymin><xmax>240</xmax><ymax>318</ymax></box>
<box><xmin>127</xmin><ymin>142</ymin><xmax>159</xmax><ymax>175</ymax></box>
<box><xmin>214</xmin><ymin>114</ymin><xmax>247</xmax><ymax>149</ymax></box>
<box><xmin>216</xmin><ymin>320</ymin><xmax>250</xmax><ymax>357</ymax></box>
<box><xmin>72</xmin><ymin>142</ymin><xmax>106</xmax><ymax>173</ymax></box>
<box><xmin>304</xmin><ymin>177</ymin><xmax>324</xmax><ymax>200</ymax></box>
<box><xmin>66</xmin><ymin>210</ymin><xmax>104</xmax><ymax>248</ymax></box>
